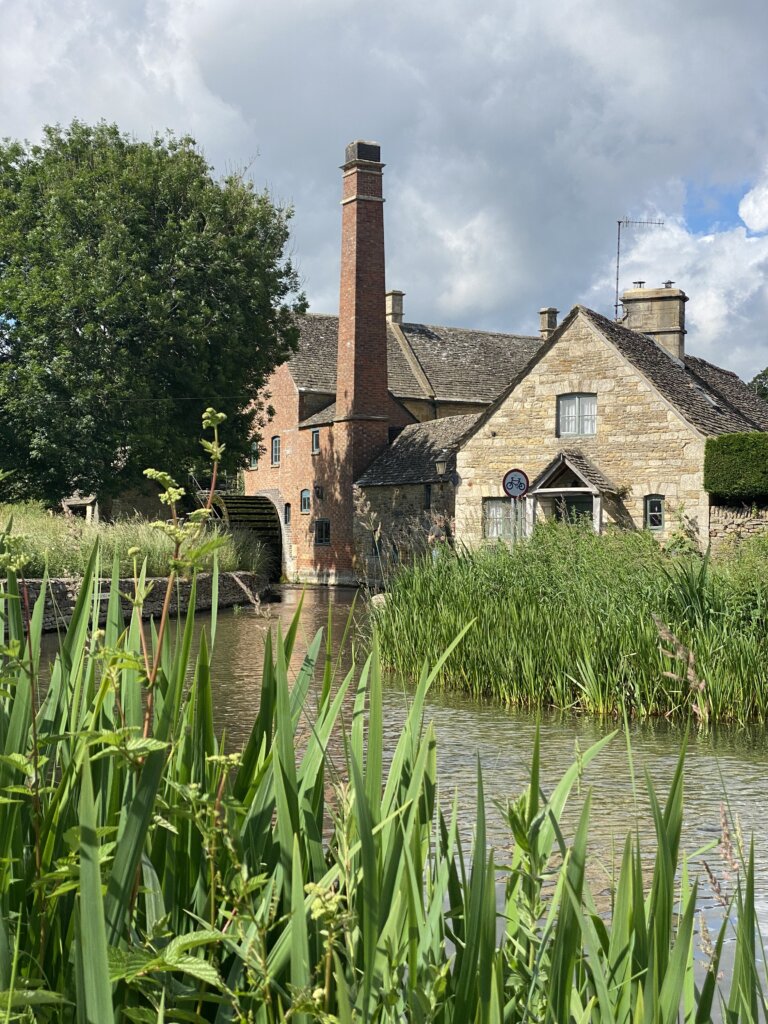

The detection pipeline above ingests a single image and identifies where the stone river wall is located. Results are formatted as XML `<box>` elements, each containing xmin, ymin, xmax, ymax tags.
<box><xmin>20</xmin><ymin>572</ymin><xmax>264</xmax><ymax>633</ymax></box>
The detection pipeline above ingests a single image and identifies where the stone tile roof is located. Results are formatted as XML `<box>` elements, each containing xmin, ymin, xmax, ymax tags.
<box><xmin>683</xmin><ymin>356</ymin><xmax>768</xmax><ymax>431</ymax></box>
<box><xmin>287</xmin><ymin>314</ymin><xmax>541</xmax><ymax>404</ymax></box>
<box><xmin>356</xmin><ymin>414</ymin><xmax>480</xmax><ymax>486</ymax></box>
<box><xmin>299</xmin><ymin>402</ymin><xmax>337</xmax><ymax>428</ymax></box>
<box><xmin>580</xmin><ymin>307</ymin><xmax>768</xmax><ymax>436</ymax></box>
<box><xmin>530</xmin><ymin>449</ymin><xmax>618</xmax><ymax>494</ymax></box>
<box><xmin>399</xmin><ymin>323</ymin><xmax>542</xmax><ymax>403</ymax></box>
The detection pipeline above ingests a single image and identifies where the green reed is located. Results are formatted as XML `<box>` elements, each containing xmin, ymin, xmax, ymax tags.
<box><xmin>0</xmin><ymin>543</ymin><xmax>765</xmax><ymax>1020</ymax></box>
<box><xmin>373</xmin><ymin>521</ymin><xmax>768</xmax><ymax>723</ymax></box>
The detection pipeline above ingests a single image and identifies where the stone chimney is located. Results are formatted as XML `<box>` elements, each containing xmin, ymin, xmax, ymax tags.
<box><xmin>335</xmin><ymin>140</ymin><xmax>389</xmax><ymax>422</ymax></box>
<box><xmin>386</xmin><ymin>289</ymin><xmax>405</xmax><ymax>325</ymax></box>
<box><xmin>539</xmin><ymin>307</ymin><xmax>559</xmax><ymax>340</ymax></box>
<box><xmin>621</xmin><ymin>280</ymin><xmax>688</xmax><ymax>360</ymax></box>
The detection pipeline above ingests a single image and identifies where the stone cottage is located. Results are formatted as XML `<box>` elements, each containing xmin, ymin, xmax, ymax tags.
<box><xmin>453</xmin><ymin>295</ymin><xmax>768</xmax><ymax>547</ymax></box>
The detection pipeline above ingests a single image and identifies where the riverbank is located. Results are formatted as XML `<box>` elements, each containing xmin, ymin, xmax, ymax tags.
<box><xmin>26</xmin><ymin>570</ymin><xmax>265</xmax><ymax>632</ymax></box>
<box><xmin>372</xmin><ymin>520</ymin><xmax>768</xmax><ymax>723</ymax></box>
<box><xmin>0</xmin><ymin>499</ymin><xmax>268</xmax><ymax>576</ymax></box>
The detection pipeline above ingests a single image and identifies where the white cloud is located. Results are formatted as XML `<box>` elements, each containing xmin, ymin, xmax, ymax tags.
<box><xmin>3</xmin><ymin>0</ymin><xmax>768</xmax><ymax>378</ymax></box>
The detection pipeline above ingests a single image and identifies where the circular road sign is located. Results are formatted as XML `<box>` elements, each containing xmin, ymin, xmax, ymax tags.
<box><xmin>502</xmin><ymin>468</ymin><xmax>529</xmax><ymax>499</ymax></box>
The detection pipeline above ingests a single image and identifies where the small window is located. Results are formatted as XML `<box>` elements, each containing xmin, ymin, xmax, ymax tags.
<box><xmin>249</xmin><ymin>441</ymin><xmax>259</xmax><ymax>469</ymax></box>
<box><xmin>482</xmin><ymin>498</ymin><xmax>514</xmax><ymax>540</ymax></box>
<box><xmin>424</xmin><ymin>483</ymin><xmax>432</xmax><ymax>510</ymax></box>
<box><xmin>271</xmin><ymin>436</ymin><xmax>281</xmax><ymax>466</ymax></box>
<box><xmin>315</xmin><ymin>519</ymin><xmax>331</xmax><ymax>545</ymax></box>
<box><xmin>284</xmin><ymin>503</ymin><xmax>291</xmax><ymax>526</ymax></box>
<box><xmin>645</xmin><ymin>494</ymin><xmax>665</xmax><ymax>531</ymax></box>
<box><xmin>311</xmin><ymin>428</ymin><xmax>320</xmax><ymax>454</ymax></box>
<box><xmin>300</xmin><ymin>489</ymin><xmax>311</xmax><ymax>514</ymax></box>
<box><xmin>557</xmin><ymin>393</ymin><xmax>597</xmax><ymax>436</ymax></box>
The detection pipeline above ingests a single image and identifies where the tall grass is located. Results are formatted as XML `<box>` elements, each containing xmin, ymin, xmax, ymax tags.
<box><xmin>0</xmin><ymin>500</ymin><xmax>268</xmax><ymax>577</ymax></box>
<box><xmin>0</xmin><ymin>543</ymin><xmax>765</xmax><ymax>1019</ymax></box>
<box><xmin>373</xmin><ymin>521</ymin><xmax>768</xmax><ymax>723</ymax></box>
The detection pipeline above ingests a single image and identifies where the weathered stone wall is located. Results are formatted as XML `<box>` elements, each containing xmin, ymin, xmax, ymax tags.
<box><xmin>709</xmin><ymin>504</ymin><xmax>768</xmax><ymax>552</ymax></box>
<box><xmin>354</xmin><ymin>482</ymin><xmax>455</xmax><ymax>582</ymax></box>
<box><xmin>21</xmin><ymin>572</ymin><xmax>264</xmax><ymax>633</ymax></box>
<box><xmin>456</xmin><ymin>312</ymin><xmax>709</xmax><ymax>545</ymax></box>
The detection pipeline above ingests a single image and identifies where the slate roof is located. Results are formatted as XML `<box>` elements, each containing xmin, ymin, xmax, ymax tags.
<box><xmin>299</xmin><ymin>402</ymin><xmax>337</xmax><ymax>428</ymax></box>
<box><xmin>287</xmin><ymin>314</ymin><xmax>541</xmax><ymax>405</ymax></box>
<box><xmin>580</xmin><ymin>307</ymin><xmax>768</xmax><ymax>436</ymax></box>
<box><xmin>356</xmin><ymin>414</ymin><xmax>480</xmax><ymax>486</ymax></box>
<box><xmin>530</xmin><ymin>449</ymin><xmax>618</xmax><ymax>494</ymax></box>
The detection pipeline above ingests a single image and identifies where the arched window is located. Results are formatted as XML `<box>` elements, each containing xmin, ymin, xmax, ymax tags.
<box><xmin>284</xmin><ymin>503</ymin><xmax>291</xmax><ymax>526</ymax></box>
<box><xmin>300</xmin><ymin>489</ymin><xmax>311</xmax><ymax>514</ymax></box>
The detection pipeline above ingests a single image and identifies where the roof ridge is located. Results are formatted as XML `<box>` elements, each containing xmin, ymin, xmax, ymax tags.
<box><xmin>403</xmin><ymin>321</ymin><xmax>538</xmax><ymax>341</ymax></box>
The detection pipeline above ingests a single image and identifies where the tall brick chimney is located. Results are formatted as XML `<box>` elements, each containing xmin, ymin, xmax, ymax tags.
<box><xmin>336</xmin><ymin>140</ymin><xmax>389</xmax><ymax>422</ymax></box>
<box><xmin>621</xmin><ymin>280</ymin><xmax>688</xmax><ymax>360</ymax></box>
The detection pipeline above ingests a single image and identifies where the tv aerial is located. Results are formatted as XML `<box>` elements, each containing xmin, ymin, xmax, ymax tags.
<box><xmin>614</xmin><ymin>217</ymin><xmax>665</xmax><ymax>320</ymax></box>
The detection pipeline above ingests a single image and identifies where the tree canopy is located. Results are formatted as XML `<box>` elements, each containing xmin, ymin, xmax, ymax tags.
<box><xmin>0</xmin><ymin>120</ymin><xmax>304</xmax><ymax>504</ymax></box>
<box><xmin>751</xmin><ymin>367</ymin><xmax>768</xmax><ymax>403</ymax></box>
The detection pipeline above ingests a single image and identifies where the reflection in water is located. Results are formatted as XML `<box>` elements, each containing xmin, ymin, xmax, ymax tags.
<box><xmin>206</xmin><ymin>585</ymin><xmax>768</xmax><ymax>923</ymax></box>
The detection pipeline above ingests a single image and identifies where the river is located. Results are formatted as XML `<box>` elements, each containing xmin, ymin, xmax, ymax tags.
<box><xmin>204</xmin><ymin>585</ymin><xmax>768</xmax><ymax>926</ymax></box>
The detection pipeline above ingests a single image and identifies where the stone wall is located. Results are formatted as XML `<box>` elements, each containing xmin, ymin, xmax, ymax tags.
<box><xmin>709</xmin><ymin>504</ymin><xmax>768</xmax><ymax>552</ymax></box>
<box><xmin>354</xmin><ymin>481</ymin><xmax>455</xmax><ymax>583</ymax></box>
<box><xmin>21</xmin><ymin>571</ymin><xmax>264</xmax><ymax>633</ymax></box>
<box><xmin>456</xmin><ymin>312</ymin><xmax>709</xmax><ymax>545</ymax></box>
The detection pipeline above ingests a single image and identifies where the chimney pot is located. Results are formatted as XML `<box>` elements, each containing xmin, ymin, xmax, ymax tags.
<box><xmin>663</xmin><ymin>279</ymin><xmax>674</xmax><ymax>288</ymax></box>
<box><xmin>633</xmin><ymin>280</ymin><xmax>645</xmax><ymax>289</ymax></box>
<box><xmin>344</xmin><ymin>140</ymin><xmax>381</xmax><ymax>165</ymax></box>
<box><xmin>539</xmin><ymin>307</ymin><xmax>559</xmax><ymax>340</ymax></box>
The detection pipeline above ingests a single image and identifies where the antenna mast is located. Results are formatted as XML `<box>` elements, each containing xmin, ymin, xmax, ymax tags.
<box><xmin>614</xmin><ymin>217</ymin><xmax>665</xmax><ymax>320</ymax></box>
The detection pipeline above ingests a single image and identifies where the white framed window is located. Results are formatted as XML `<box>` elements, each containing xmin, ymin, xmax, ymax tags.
<box><xmin>311</xmin><ymin>428</ymin><xmax>320</xmax><ymax>454</ymax></box>
<box><xmin>249</xmin><ymin>441</ymin><xmax>259</xmax><ymax>469</ymax></box>
<box><xmin>644</xmin><ymin>494</ymin><xmax>665</xmax><ymax>530</ymax></box>
<box><xmin>557</xmin><ymin>393</ymin><xmax>597</xmax><ymax>436</ymax></box>
<box><xmin>271</xmin><ymin>436</ymin><xmax>281</xmax><ymax>465</ymax></box>
<box><xmin>482</xmin><ymin>498</ymin><xmax>517</xmax><ymax>540</ymax></box>
<box><xmin>300</xmin><ymin>488</ymin><xmax>311</xmax><ymax>514</ymax></box>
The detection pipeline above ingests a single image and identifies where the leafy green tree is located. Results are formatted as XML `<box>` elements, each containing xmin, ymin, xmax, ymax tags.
<box><xmin>751</xmin><ymin>367</ymin><xmax>768</xmax><ymax>402</ymax></box>
<box><xmin>0</xmin><ymin>120</ymin><xmax>303</xmax><ymax>504</ymax></box>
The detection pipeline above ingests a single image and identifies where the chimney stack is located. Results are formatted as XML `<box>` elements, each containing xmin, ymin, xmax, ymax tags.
<box><xmin>335</xmin><ymin>140</ymin><xmax>389</xmax><ymax>422</ymax></box>
<box><xmin>386</xmin><ymin>290</ymin><xmax>405</xmax><ymax>325</ymax></box>
<box><xmin>539</xmin><ymin>307</ymin><xmax>559</xmax><ymax>340</ymax></box>
<box><xmin>621</xmin><ymin>281</ymin><xmax>688</xmax><ymax>360</ymax></box>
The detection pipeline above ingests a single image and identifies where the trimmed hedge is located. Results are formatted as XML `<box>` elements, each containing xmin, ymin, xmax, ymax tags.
<box><xmin>704</xmin><ymin>432</ymin><xmax>768</xmax><ymax>499</ymax></box>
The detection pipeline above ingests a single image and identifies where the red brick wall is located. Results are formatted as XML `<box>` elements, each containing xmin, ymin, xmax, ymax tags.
<box><xmin>243</xmin><ymin>142</ymin><xmax>418</xmax><ymax>583</ymax></box>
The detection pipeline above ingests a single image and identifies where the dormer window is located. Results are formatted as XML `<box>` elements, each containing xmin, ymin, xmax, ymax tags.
<box><xmin>557</xmin><ymin>394</ymin><xmax>597</xmax><ymax>436</ymax></box>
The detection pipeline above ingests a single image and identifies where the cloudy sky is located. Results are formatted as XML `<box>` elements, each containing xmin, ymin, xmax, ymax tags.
<box><xmin>4</xmin><ymin>0</ymin><xmax>768</xmax><ymax>379</ymax></box>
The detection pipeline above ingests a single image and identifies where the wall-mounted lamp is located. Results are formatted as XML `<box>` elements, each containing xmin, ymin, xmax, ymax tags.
<box><xmin>435</xmin><ymin>457</ymin><xmax>447</xmax><ymax>478</ymax></box>
<box><xmin>314</xmin><ymin>484</ymin><xmax>324</xmax><ymax>499</ymax></box>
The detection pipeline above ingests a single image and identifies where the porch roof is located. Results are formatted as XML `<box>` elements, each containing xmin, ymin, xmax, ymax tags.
<box><xmin>529</xmin><ymin>449</ymin><xmax>618</xmax><ymax>496</ymax></box>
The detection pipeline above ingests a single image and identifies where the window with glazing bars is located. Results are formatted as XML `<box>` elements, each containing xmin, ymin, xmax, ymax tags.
<box><xmin>557</xmin><ymin>394</ymin><xmax>597</xmax><ymax>436</ymax></box>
